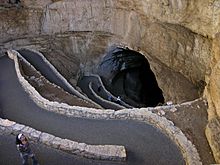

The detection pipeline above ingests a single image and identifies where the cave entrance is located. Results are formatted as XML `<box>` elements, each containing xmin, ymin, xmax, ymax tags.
<box><xmin>97</xmin><ymin>47</ymin><xmax>164</xmax><ymax>107</ymax></box>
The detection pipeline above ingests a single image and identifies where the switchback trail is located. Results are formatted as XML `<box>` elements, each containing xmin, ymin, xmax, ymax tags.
<box><xmin>0</xmin><ymin>55</ymin><xmax>184</xmax><ymax>165</ymax></box>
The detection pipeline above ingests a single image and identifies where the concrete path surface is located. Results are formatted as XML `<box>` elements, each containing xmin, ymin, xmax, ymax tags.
<box><xmin>17</xmin><ymin>49</ymin><xmax>93</xmax><ymax>103</ymax></box>
<box><xmin>78</xmin><ymin>77</ymin><xmax>123</xmax><ymax>110</ymax></box>
<box><xmin>79</xmin><ymin>75</ymin><xmax>132</xmax><ymax>108</ymax></box>
<box><xmin>0</xmin><ymin>134</ymin><xmax>124</xmax><ymax>165</ymax></box>
<box><xmin>0</xmin><ymin>55</ymin><xmax>185</xmax><ymax>165</ymax></box>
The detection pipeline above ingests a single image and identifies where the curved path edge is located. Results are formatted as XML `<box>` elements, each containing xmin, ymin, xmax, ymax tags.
<box><xmin>18</xmin><ymin>48</ymin><xmax>102</xmax><ymax>109</ymax></box>
<box><xmin>7</xmin><ymin>50</ymin><xmax>202</xmax><ymax>165</ymax></box>
<box><xmin>88</xmin><ymin>82</ymin><xmax>125</xmax><ymax>110</ymax></box>
<box><xmin>87</xmin><ymin>73</ymin><xmax>133</xmax><ymax>108</ymax></box>
<box><xmin>0</xmin><ymin>118</ymin><xmax>126</xmax><ymax>161</ymax></box>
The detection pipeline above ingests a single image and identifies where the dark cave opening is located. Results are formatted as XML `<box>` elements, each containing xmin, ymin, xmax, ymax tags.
<box><xmin>98</xmin><ymin>47</ymin><xmax>164</xmax><ymax>107</ymax></box>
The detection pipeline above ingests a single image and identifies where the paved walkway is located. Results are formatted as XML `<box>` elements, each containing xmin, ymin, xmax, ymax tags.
<box><xmin>17</xmin><ymin>49</ymin><xmax>88</xmax><ymax>102</ymax></box>
<box><xmin>0</xmin><ymin>55</ymin><xmax>185</xmax><ymax>165</ymax></box>
<box><xmin>78</xmin><ymin>75</ymin><xmax>133</xmax><ymax>108</ymax></box>
<box><xmin>78</xmin><ymin>76</ymin><xmax>123</xmax><ymax>110</ymax></box>
<box><xmin>0</xmin><ymin>134</ymin><xmax>122</xmax><ymax>165</ymax></box>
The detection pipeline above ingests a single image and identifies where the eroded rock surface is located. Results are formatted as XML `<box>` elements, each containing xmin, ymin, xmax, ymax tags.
<box><xmin>206</xmin><ymin>117</ymin><xmax>220</xmax><ymax>163</ymax></box>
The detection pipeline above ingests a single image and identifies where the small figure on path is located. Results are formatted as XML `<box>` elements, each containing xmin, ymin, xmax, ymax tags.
<box><xmin>108</xmin><ymin>95</ymin><xmax>113</xmax><ymax>101</ymax></box>
<box><xmin>16</xmin><ymin>133</ymin><xmax>39</xmax><ymax>165</ymax></box>
<box><xmin>116</xmin><ymin>96</ymin><xmax>121</xmax><ymax>104</ymax></box>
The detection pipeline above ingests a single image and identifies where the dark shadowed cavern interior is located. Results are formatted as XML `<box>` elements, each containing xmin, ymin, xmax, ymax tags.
<box><xmin>97</xmin><ymin>47</ymin><xmax>164</xmax><ymax>107</ymax></box>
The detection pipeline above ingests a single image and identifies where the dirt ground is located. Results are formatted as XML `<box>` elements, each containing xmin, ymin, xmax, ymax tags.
<box><xmin>152</xmin><ymin>100</ymin><xmax>215</xmax><ymax>165</ymax></box>
<box><xmin>18</xmin><ymin>59</ymin><xmax>215</xmax><ymax>164</ymax></box>
<box><xmin>18</xmin><ymin>59</ymin><xmax>100</xmax><ymax>109</ymax></box>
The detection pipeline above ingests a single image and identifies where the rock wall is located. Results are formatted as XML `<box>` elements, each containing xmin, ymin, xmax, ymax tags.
<box><xmin>139</xmin><ymin>0</ymin><xmax>220</xmax><ymax>37</ymax></box>
<box><xmin>0</xmin><ymin>0</ymin><xmax>207</xmax><ymax>104</ymax></box>
<box><xmin>1</xmin><ymin>0</ymin><xmax>220</xmax><ymax>162</ymax></box>
<box><xmin>40</xmin><ymin>0</ymin><xmax>211</xmax><ymax>85</ymax></box>
<box><xmin>0</xmin><ymin>0</ymin><xmax>212</xmax><ymax>85</ymax></box>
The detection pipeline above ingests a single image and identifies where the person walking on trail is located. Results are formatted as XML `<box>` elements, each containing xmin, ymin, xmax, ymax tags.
<box><xmin>16</xmin><ymin>133</ymin><xmax>39</xmax><ymax>165</ymax></box>
<box><xmin>116</xmin><ymin>96</ymin><xmax>121</xmax><ymax>104</ymax></box>
<box><xmin>108</xmin><ymin>95</ymin><xmax>113</xmax><ymax>101</ymax></box>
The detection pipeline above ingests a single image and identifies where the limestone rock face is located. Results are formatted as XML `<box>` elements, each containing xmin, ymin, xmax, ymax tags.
<box><xmin>40</xmin><ymin>0</ymin><xmax>212</xmax><ymax>84</ymax></box>
<box><xmin>205</xmin><ymin>34</ymin><xmax>220</xmax><ymax>120</ymax></box>
<box><xmin>0</xmin><ymin>0</ymin><xmax>212</xmax><ymax>85</ymax></box>
<box><xmin>0</xmin><ymin>0</ymin><xmax>209</xmax><ymax>103</ymax></box>
<box><xmin>206</xmin><ymin>117</ymin><xmax>220</xmax><ymax>163</ymax></box>
<box><xmin>0</xmin><ymin>0</ymin><xmax>210</xmax><ymax>107</ymax></box>
<box><xmin>139</xmin><ymin>0</ymin><xmax>220</xmax><ymax>37</ymax></box>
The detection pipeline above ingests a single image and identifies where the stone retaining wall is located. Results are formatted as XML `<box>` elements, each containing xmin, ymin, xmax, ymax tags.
<box><xmin>8</xmin><ymin>50</ymin><xmax>202</xmax><ymax>165</ymax></box>
<box><xmin>89</xmin><ymin>82</ymin><xmax>125</xmax><ymax>110</ymax></box>
<box><xmin>88</xmin><ymin>73</ymin><xmax>133</xmax><ymax>108</ymax></box>
<box><xmin>18</xmin><ymin>48</ymin><xmax>101</xmax><ymax>108</ymax></box>
<box><xmin>0</xmin><ymin>118</ymin><xmax>126</xmax><ymax>161</ymax></box>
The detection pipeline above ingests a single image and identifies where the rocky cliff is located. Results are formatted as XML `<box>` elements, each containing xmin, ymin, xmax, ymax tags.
<box><xmin>1</xmin><ymin>0</ymin><xmax>220</xmax><ymax>163</ymax></box>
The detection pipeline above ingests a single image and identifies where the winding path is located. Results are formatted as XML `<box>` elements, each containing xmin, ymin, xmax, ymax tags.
<box><xmin>78</xmin><ymin>77</ymin><xmax>124</xmax><ymax>110</ymax></box>
<box><xmin>78</xmin><ymin>75</ymin><xmax>133</xmax><ymax>109</ymax></box>
<box><xmin>17</xmin><ymin>49</ymin><xmax>98</xmax><ymax>107</ymax></box>
<box><xmin>0</xmin><ymin>55</ymin><xmax>185</xmax><ymax>165</ymax></box>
